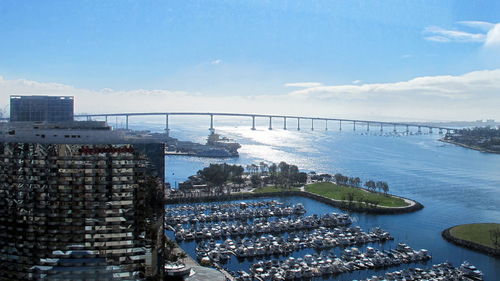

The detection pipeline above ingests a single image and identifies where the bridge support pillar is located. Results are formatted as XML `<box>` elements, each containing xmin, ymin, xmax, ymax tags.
<box><xmin>283</xmin><ymin>117</ymin><xmax>287</xmax><ymax>130</ymax></box>
<box><xmin>268</xmin><ymin>117</ymin><xmax>272</xmax><ymax>130</ymax></box>
<box><xmin>297</xmin><ymin>118</ymin><xmax>300</xmax><ymax>130</ymax></box>
<box><xmin>406</xmin><ymin>125</ymin><xmax>409</xmax><ymax>134</ymax></box>
<box><xmin>105</xmin><ymin>115</ymin><xmax>108</xmax><ymax>123</ymax></box>
<box><xmin>367</xmin><ymin>122</ymin><xmax>370</xmax><ymax>131</ymax></box>
<box><xmin>418</xmin><ymin>126</ymin><xmax>421</xmax><ymax>134</ymax></box>
<box><xmin>439</xmin><ymin>128</ymin><xmax>443</xmax><ymax>134</ymax></box>
<box><xmin>380</xmin><ymin>123</ymin><xmax>383</xmax><ymax>132</ymax></box>
<box><xmin>325</xmin><ymin>120</ymin><xmax>328</xmax><ymax>131</ymax></box>
<box><xmin>165</xmin><ymin>114</ymin><xmax>170</xmax><ymax>137</ymax></box>
<box><xmin>393</xmin><ymin>124</ymin><xmax>396</xmax><ymax>133</ymax></box>
<box><xmin>125</xmin><ymin>115</ymin><xmax>129</xmax><ymax>130</ymax></box>
<box><xmin>209</xmin><ymin>114</ymin><xmax>214</xmax><ymax>132</ymax></box>
<box><xmin>429</xmin><ymin>128</ymin><xmax>433</xmax><ymax>134</ymax></box>
<box><xmin>353</xmin><ymin>121</ymin><xmax>356</xmax><ymax>131</ymax></box>
<box><xmin>339</xmin><ymin>120</ymin><xmax>342</xmax><ymax>131</ymax></box>
<box><xmin>311</xmin><ymin>119</ymin><xmax>314</xmax><ymax>131</ymax></box>
<box><xmin>251</xmin><ymin>116</ymin><xmax>256</xmax><ymax>130</ymax></box>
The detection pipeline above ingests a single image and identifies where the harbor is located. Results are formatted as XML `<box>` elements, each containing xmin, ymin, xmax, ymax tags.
<box><xmin>165</xmin><ymin>196</ymin><xmax>484</xmax><ymax>280</ymax></box>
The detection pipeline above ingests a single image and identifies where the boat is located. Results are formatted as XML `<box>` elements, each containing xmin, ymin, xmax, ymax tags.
<box><xmin>164</xmin><ymin>132</ymin><xmax>241</xmax><ymax>158</ymax></box>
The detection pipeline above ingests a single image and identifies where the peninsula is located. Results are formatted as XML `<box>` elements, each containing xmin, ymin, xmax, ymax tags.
<box><xmin>442</xmin><ymin>127</ymin><xmax>500</xmax><ymax>154</ymax></box>
<box><xmin>166</xmin><ymin>162</ymin><xmax>423</xmax><ymax>214</ymax></box>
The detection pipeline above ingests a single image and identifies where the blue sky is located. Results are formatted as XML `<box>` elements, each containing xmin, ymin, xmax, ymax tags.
<box><xmin>1</xmin><ymin>1</ymin><xmax>500</xmax><ymax>120</ymax></box>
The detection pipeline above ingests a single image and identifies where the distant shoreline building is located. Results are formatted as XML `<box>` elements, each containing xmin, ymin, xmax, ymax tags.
<box><xmin>0</xmin><ymin>96</ymin><xmax>165</xmax><ymax>280</ymax></box>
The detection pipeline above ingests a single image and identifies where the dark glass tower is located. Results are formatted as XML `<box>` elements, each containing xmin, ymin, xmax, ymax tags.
<box><xmin>10</xmin><ymin>96</ymin><xmax>74</xmax><ymax>122</ymax></box>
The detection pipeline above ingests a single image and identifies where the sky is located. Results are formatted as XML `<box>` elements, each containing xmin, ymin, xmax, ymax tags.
<box><xmin>1</xmin><ymin>0</ymin><xmax>500</xmax><ymax>121</ymax></box>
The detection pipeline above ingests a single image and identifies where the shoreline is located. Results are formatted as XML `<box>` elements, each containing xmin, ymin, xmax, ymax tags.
<box><xmin>440</xmin><ymin>138</ymin><xmax>500</xmax><ymax>154</ymax></box>
<box><xmin>164</xmin><ymin>190</ymin><xmax>423</xmax><ymax>214</ymax></box>
<box><xmin>442</xmin><ymin>225</ymin><xmax>500</xmax><ymax>257</ymax></box>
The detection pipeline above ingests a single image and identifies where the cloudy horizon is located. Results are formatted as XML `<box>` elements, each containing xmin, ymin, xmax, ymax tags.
<box><xmin>1</xmin><ymin>67</ymin><xmax>500</xmax><ymax>122</ymax></box>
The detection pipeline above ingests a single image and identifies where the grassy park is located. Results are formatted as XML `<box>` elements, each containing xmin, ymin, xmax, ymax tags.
<box><xmin>449</xmin><ymin>223</ymin><xmax>500</xmax><ymax>249</ymax></box>
<box><xmin>305</xmin><ymin>182</ymin><xmax>409</xmax><ymax>208</ymax></box>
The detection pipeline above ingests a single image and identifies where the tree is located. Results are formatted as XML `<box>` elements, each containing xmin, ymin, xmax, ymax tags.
<box><xmin>297</xmin><ymin>172</ymin><xmax>308</xmax><ymax>184</ymax></box>
<box><xmin>165</xmin><ymin>239</ymin><xmax>177</xmax><ymax>262</ymax></box>
<box><xmin>381</xmin><ymin>182</ymin><xmax>389</xmax><ymax>195</ymax></box>
<box><xmin>334</xmin><ymin>173</ymin><xmax>345</xmax><ymax>185</ymax></box>
<box><xmin>250</xmin><ymin>174</ymin><xmax>262</xmax><ymax>188</ymax></box>
<box><xmin>259</xmin><ymin>162</ymin><xmax>269</xmax><ymax>175</ymax></box>
<box><xmin>364</xmin><ymin>180</ymin><xmax>376</xmax><ymax>192</ymax></box>
<box><xmin>353</xmin><ymin>177</ymin><xmax>361</xmax><ymax>187</ymax></box>
<box><xmin>268</xmin><ymin>163</ymin><xmax>278</xmax><ymax>184</ymax></box>
<box><xmin>176</xmin><ymin>252</ymin><xmax>188</xmax><ymax>262</ymax></box>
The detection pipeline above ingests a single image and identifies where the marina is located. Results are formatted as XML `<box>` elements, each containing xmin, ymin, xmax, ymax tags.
<box><xmin>164</xmin><ymin>196</ymin><xmax>484</xmax><ymax>280</ymax></box>
<box><xmin>165</xmin><ymin>201</ymin><xmax>307</xmax><ymax>225</ymax></box>
<box><xmin>358</xmin><ymin>262</ymin><xmax>484</xmax><ymax>281</ymax></box>
<box><xmin>169</xmin><ymin>212</ymin><xmax>352</xmax><ymax>241</ymax></box>
<box><xmin>240</xmin><ymin>243</ymin><xmax>431</xmax><ymax>280</ymax></box>
<box><xmin>195</xmin><ymin>226</ymin><xmax>393</xmax><ymax>263</ymax></box>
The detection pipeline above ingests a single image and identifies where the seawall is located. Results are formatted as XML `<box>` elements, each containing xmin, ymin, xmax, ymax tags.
<box><xmin>442</xmin><ymin>227</ymin><xmax>500</xmax><ymax>257</ymax></box>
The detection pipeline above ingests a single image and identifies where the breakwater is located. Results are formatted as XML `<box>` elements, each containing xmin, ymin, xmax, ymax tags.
<box><xmin>442</xmin><ymin>227</ymin><xmax>500</xmax><ymax>257</ymax></box>
<box><xmin>164</xmin><ymin>190</ymin><xmax>423</xmax><ymax>214</ymax></box>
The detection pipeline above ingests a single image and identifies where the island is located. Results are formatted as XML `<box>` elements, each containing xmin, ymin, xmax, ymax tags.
<box><xmin>442</xmin><ymin>223</ymin><xmax>500</xmax><ymax>257</ymax></box>
<box><xmin>442</xmin><ymin>127</ymin><xmax>500</xmax><ymax>154</ymax></box>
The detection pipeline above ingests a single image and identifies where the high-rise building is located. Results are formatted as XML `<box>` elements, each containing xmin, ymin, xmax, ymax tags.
<box><xmin>10</xmin><ymin>95</ymin><xmax>74</xmax><ymax>122</ymax></box>
<box><xmin>0</xmin><ymin>121</ymin><xmax>165</xmax><ymax>280</ymax></box>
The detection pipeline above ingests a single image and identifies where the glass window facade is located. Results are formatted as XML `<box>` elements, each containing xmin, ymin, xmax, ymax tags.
<box><xmin>10</xmin><ymin>96</ymin><xmax>74</xmax><ymax>122</ymax></box>
<box><xmin>0</xmin><ymin>143</ymin><xmax>164</xmax><ymax>280</ymax></box>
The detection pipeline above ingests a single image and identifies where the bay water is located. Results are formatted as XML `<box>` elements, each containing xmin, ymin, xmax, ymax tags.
<box><xmin>130</xmin><ymin>118</ymin><xmax>500</xmax><ymax>280</ymax></box>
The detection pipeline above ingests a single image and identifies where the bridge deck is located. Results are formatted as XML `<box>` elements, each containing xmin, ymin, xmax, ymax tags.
<box><xmin>72</xmin><ymin>112</ymin><xmax>454</xmax><ymax>131</ymax></box>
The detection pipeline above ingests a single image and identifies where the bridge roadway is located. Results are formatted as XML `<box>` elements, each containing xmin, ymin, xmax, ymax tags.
<box><xmin>73</xmin><ymin>112</ymin><xmax>455</xmax><ymax>135</ymax></box>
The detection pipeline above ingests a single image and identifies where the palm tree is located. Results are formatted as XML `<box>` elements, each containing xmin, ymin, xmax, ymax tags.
<box><xmin>165</xmin><ymin>239</ymin><xmax>177</xmax><ymax>262</ymax></box>
<box><xmin>259</xmin><ymin>162</ymin><xmax>269</xmax><ymax>175</ymax></box>
<box><xmin>177</xmin><ymin>252</ymin><xmax>188</xmax><ymax>263</ymax></box>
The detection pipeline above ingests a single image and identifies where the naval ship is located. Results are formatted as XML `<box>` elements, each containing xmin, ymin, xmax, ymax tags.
<box><xmin>165</xmin><ymin>132</ymin><xmax>241</xmax><ymax>158</ymax></box>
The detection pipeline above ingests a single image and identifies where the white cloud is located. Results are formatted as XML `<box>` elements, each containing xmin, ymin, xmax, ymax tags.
<box><xmin>284</xmin><ymin>82</ymin><xmax>323</xmax><ymax>88</ymax></box>
<box><xmin>1</xmin><ymin>70</ymin><xmax>500</xmax><ymax>122</ymax></box>
<box><xmin>458</xmin><ymin>21</ymin><xmax>495</xmax><ymax>31</ymax></box>
<box><xmin>424</xmin><ymin>36</ymin><xmax>451</xmax><ymax>43</ymax></box>
<box><xmin>424</xmin><ymin>21</ymin><xmax>500</xmax><ymax>49</ymax></box>
<box><xmin>288</xmin><ymin>69</ymin><xmax>500</xmax><ymax>101</ymax></box>
<box><xmin>211</xmin><ymin>59</ymin><xmax>222</xmax><ymax>65</ymax></box>
<box><xmin>424</xmin><ymin>26</ymin><xmax>486</xmax><ymax>43</ymax></box>
<box><xmin>352</xmin><ymin>80</ymin><xmax>362</xmax><ymax>84</ymax></box>
<box><xmin>485</xmin><ymin>24</ymin><xmax>500</xmax><ymax>47</ymax></box>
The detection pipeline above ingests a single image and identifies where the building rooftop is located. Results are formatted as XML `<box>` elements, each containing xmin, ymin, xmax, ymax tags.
<box><xmin>0</xmin><ymin>121</ymin><xmax>166</xmax><ymax>144</ymax></box>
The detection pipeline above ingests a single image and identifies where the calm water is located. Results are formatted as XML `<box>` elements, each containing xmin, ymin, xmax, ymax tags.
<box><xmin>151</xmin><ymin>119</ymin><xmax>500</xmax><ymax>280</ymax></box>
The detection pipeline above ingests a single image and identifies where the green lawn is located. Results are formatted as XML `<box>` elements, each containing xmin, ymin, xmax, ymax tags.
<box><xmin>449</xmin><ymin>223</ymin><xmax>500</xmax><ymax>249</ymax></box>
<box><xmin>305</xmin><ymin>182</ymin><xmax>409</xmax><ymax>207</ymax></box>
<box><xmin>253</xmin><ymin>186</ymin><xmax>299</xmax><ymax>193</ymax></box>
